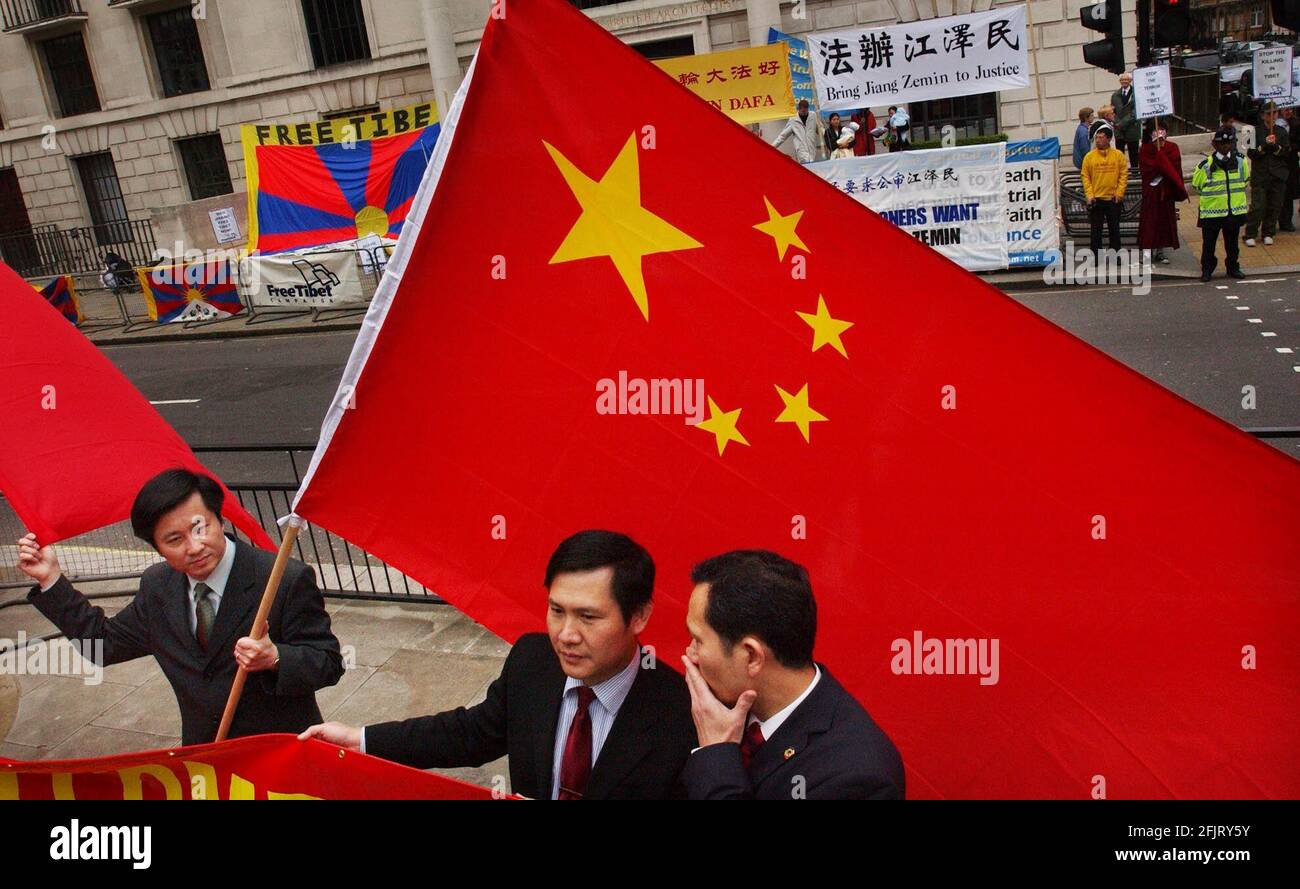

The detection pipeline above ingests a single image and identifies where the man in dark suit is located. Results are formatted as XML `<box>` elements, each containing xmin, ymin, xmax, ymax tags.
<box><xmin>301</xmin><ymin>530</ymin><xmax>697</xmax><ymax>799</ymax></box>
<box><xmin>680</xmin><ymin>550</ymin><xmax>904</xmax><ymax>800</ymax></box>
<box><xmin>16</xmin><ymin>469</ymin><xmax>344</xmax><ymax>745</ymax></box>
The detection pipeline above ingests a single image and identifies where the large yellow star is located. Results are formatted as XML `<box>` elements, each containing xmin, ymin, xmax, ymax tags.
<box><xmin>775</xmin><ymin>384</ymin><xmax>828</xmax><ymax>443</ymax></box>
<box><xmin>696</xmin><ymin>396</ymin><xmax>750</xmax><ymax>456</ymax></box>
<box><xmin>753</xmin><ymin>196</ymin><xmax>809</xmax><ymax>261</ymax></box>
<box><xmin>796</xmin><ymin>294</ymin><xmax>854</xmax><ymax>358</ymax></box>
<box><xmin>544</xmin><ymin>134</ymin><xmax>702</xmax><ymax>321</ymax></box>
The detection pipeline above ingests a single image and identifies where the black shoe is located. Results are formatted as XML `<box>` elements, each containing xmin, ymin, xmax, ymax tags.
<box><xmin>1227</xmin><ymin>268</ymin><xmax>1246</xmax><ymax>279</ymax></box>
<box><xmin>1281</xmin><ymin>225</ymin><xmax>1297</xmax><ymax>232</ymax></box>
<box><xmin>1200</xmin><ymin>271</ymin><xmax>1213</xmax><ymax>282</ymax></box>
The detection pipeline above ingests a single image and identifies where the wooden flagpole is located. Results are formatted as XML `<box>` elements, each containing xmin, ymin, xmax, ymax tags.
<box><xmin>215</xmin><ymin>517</ymin><xmax>303</xmax><ymax>742</ymax></box>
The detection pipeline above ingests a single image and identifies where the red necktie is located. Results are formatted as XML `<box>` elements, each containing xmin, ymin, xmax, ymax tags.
<box><xmin>557</xmin><ymin>686</ymin><xmax>595</xmax><ymax>800</ymax></box>
<box><xmin>740</xmin><ymin>720</ymin><xmax>765</xmax><ymax>770</ymax></box>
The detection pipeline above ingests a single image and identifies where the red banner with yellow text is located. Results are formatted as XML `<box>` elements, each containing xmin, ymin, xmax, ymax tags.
<box><xmin>0</xmin><ymin>735</ymin><xmax>504</xmax><ymax>800</ymax></box>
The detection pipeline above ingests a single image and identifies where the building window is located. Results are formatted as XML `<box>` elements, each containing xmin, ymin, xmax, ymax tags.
<box><xmin>73</xmin><ymin>152</ymin><xmax>130</xmax><ymax>243</ymax></box>
<box><xmin>1250</xmin><ymin>8</ymin><xmax>1263</xmax><ymax>28</ymax></box>
<box><xmin>147</xmin><ymin>5</ymin><xmax>210</xmax><ymax>98</ymax></box>
<box><xmin>40</xmin><ymin>31</ymin><xmax>100</xmax><ymax>118</ymax></box>
<box><xmin>629</xmin><ymin>36</ymin><xmax>695</xmax><ymax>60</ymax></box>
<box><xmin>909</xmin><ymin>93</ymin><xmax>999</xmax><ymax>144</ymax></box>
<box><xmin>301</xmin><ymin>0</ymin><xmax>370</xmax><ymax>68</ymax></box>
<box><xmin>323</xmin><ymin>104</ymin><xmax>380</xmax><ymax>121</ymax></box>
<box><xmin>176</xmin><ymin>134</ymin><xmax>234</xmax><ymax>200</ymax></box>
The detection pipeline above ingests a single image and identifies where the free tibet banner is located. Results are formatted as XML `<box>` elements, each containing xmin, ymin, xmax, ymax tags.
<box><xmin>0</xmin><ymin>735</ymin><xmax>503</xmax><ymax>799</ymax></box>
<box><xmin>239</xmin><ymin>250</ymin><xmax>366</xmax><ymax>310</ymax></box>
<box><xmin>808</xmin><ymin>143</ymin><xmax>1008</xmax><ymax>271</ymax></box>
<box><xmin>810</xmin><ymin>6</ymin><xmax>1029</xmax><ymax>112</ymax></box>
<box><xmin>241</xmin><ymin>102</ymin><xmax>441</xmax><ymax>254</ymax></box>
<box><xmin>654</xmin><ymin>44</ymin><xmax>796</xmax><ymax>125</ymax></box>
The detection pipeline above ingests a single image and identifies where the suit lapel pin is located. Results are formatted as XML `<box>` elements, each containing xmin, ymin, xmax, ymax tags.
<box><xmin>783</xmin><ymin>747</ymin><xmax>796</xmax><ymax>760</ymax></box>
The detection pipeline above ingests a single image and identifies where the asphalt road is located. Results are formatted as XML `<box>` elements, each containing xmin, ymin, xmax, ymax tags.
<box><xmin>100</xmin><ymin>275</ymin><xmax>1300</xmax><ymax>465</ymax></box>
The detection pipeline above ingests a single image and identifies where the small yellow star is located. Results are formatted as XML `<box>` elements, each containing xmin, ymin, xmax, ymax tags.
<box><xmin>796</xmin><ymin>294</ymin><xmax>854</xmax><ymax>358</ymax></box>
<box><xmin>774</xmin><ymin>384</ymin><xmax>828</xmax><ymax>443</ymax></box>
<box><xmin>544</xmin><ymin>134</ymin><xmax>703</xmax><ymax>322</ymax></box>
<box><xmin>696</xmin><ymin>396</ymin><xmax>750</xmax><ymax>456</ymax></box>
<box><xmin>753</xmin><ymin>196</ymin><xmax>809</xmax><ymax>261</ymax></box>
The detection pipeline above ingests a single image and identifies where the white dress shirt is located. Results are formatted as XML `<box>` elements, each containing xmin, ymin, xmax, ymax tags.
<box><xmin>746</xmin><ymin>664</ymin><xmax>821</xmax><ymax>743</ymax></box>
<box><xmin>550</xmin><ymin>650</ymin><xmax>641</xmax><ymax>799</ymax></box>
<box><xmin>187</xmin><ymin>537</ymin><xmax>237</xmax><ymax>635</ymax></box>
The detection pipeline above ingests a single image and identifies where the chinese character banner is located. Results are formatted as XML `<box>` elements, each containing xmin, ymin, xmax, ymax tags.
<box><xmin>810</xmin><ymin>6</ymin><xmax>1029</xmax><ymax>112</ymax></box>
<box><xmin>655</xmin><ymin>43</ymin><xmax>796</xmax><ymax>125</ymax></box>
<box><xmin>808</xmin><ymin>142</ymin><xmax>1009</xmax><ymax>271</ymax></box>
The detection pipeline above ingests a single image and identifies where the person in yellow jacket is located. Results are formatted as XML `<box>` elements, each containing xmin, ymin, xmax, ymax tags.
<box><xmin>1192</xmin><ymin>126</ymin><xmax>1251</xmax><ymax>281</ymax></box>
<box><xmin>1081</xmin><ymin>125</ymin><xmax>1129</xmax><ymax>253</ymax></box>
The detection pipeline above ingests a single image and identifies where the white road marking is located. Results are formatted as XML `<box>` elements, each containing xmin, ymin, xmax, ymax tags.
<box><xmin>1225</xmin><ymin>295</ymin><xmax>1239</xmax><ymax>299</ymax></box>
<box><xmin>1261</xmin><ymin>332</ymin><xmax>1277</xmax><ymax>337</ymax></box>
<box><xmin>1276</xmin><ymin>348</ymin><xmax>1295</xmax><ymax>354</ymax></box>
<box><xmin>1248</xmin><ymin>318</ymin><xmax>1262</xmax><ymax>323</ymax></box>
<box><xmin>149</xmin><ymin>399</ymin><xmax>201</xmax><ymax>405</ymax></box>
<box><xmin>1239</xmin><ymin>278</ymin><xmax>1289</xmax><ymax>284</ymax></box>
<box><xmin>1235</xmin><ymin>306</ymin><xmax>1250</xmax><ymax>310</ymax></box>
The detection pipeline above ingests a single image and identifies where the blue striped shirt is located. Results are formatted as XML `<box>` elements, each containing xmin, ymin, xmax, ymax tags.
<box><xmin>550</xmin><ymin>649</ymin><xmax>641</xmax><ymax>799</ymax></box>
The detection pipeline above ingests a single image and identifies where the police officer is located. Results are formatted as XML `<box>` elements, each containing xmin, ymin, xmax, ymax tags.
<box><xmin>1193</xmin><ymin>126</ymin><xmax>1251</xmax><ymax>282</ymax></box>
<box><xmin>1244</xmin><ymin>101</ymin><xmax>1290</xmax><ymax>247</ymax></box>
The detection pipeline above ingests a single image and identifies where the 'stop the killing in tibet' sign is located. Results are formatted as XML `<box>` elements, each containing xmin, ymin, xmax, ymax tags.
<box><xmin>810</xmin><ymin>6</ymin><xmax>1029</xmax><ymax>112</ymax></box>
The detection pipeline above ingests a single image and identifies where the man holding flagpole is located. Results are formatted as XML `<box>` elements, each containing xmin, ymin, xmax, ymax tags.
<box><xmin>16</xmin><ymin>469</ymin><xmax>344</xmax><ymax>746</ymax></box>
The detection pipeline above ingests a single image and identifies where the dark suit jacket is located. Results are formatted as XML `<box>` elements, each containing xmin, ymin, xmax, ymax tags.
<box><xmin>683</xmin><ymin>666</ymin><xmax>904</xmax><ymax>800</ymax></box>
<box><xmin>365</xmin><ymin>633</ymin><xmax>697</xmax><ymax>799</ymax></box>
<box><xmin>28</xmin><ymin>537</ymin><xmax>344</xmax><ymax>745</ymax></box>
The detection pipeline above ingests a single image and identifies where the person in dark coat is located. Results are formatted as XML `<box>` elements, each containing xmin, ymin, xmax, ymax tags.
<box><xmin>1277</xmin><ymin>107</ymin><xmax>1298</xmax><ymax>232</ymax></box>
<box><xmin>1137</xmin><ymin>121</ymin><xmax>1189</xmax><ymax>264</ymax></box>
<box><xmin>823</xmin><ymin>112</ymin><xmax>845</xmax><ymax>158</ymax></box>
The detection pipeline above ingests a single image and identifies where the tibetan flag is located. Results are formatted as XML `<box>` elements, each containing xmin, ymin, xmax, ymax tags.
<box><xmin>289</xmin><ymin>0</ymin><xmax>1300</xmax><ymax>798</ymax></box>
<box><xmin>0</xmin><ymin>260</ymin><xmax>274</xmax><ymax>550</ymax></box>
<box><xmin>33</xmin><ymin>275</ymin><xmax>81</xmax><ymax>325</ymax></box>
<box><xmin>242</xmin><ymin>104</ymin><xmax>441</xmax><ymax>254</ymax></box>
<box><xmin>138</xmin><ymin>258</ymin><xmax>244</xmax><ymax>324</ymax></box>
<box><xmin>1</xmin><ymin>734</ymin><xmax>507</xmax><ymax>799</ymax></box>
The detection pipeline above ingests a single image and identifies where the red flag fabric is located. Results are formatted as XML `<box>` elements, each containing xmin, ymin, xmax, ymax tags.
<box><xmin>292</xmin><ymin>0</ymin><xmax>1300</xmax><ymax>798</ymax></box>
<box><xmin>0</xmin><ymin>734</ymin><xmax>503</xmax><ymax>799</ymax></box>
<box><xmin>0</xmin><ymin>261</ymin><xmax>275</xmax><ymax>551</ymax></box>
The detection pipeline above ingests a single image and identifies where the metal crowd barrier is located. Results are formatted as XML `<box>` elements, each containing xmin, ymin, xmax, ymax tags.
<box><xmin>0</xmin><ymin>445</ymin><xmax>440</xmax><ymax>604</ymax></box>
<box><xmin>1059</xmin><ymin>169</ymin><xmax>1145</xmax><ymax>243</ymax></box>
<box><xmin>21</xmin><ymin>245</ymin><xmax>392</xmax><ymax>335</ymax></box>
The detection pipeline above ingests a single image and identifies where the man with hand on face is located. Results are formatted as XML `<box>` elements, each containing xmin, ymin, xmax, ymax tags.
<box><xmin>15</xmin><ymin>469</ymin><xmax>344</xmax><ymax>745</ymax></box>
<box><xmin>300</xmin><ymin>530</ymin><xmax>697</xmax><ymax>800</ymax></box>
<box><xmin>681</xmin><ymin>550</ymin><xmax>904</xmax><ymax>800</ymax></box>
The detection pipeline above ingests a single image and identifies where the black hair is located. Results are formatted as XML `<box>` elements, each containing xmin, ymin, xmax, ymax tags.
<box><xmin>544</xmin><ymin>530</ymin><xmax>654</xmax><ymax>624</ymax></box>
<box><xmin>130</xmin><ymin>468</ymin><xmax>224</xmax><ymax>546</ymax></box>
<box><xmin>691</xmin><ymin>550</ymin><xmax>816</xmax><ymax>668</ymax></box>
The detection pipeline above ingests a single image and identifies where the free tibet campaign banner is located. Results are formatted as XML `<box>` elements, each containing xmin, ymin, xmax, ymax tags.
<box><xmin>808</xmin><ymin>143</ymin><xmax>1008</xmax><ymax>270</ymax></box>
<box><xmin>1005</xmin><ymin>138</ymin><xmax>1060</xmax><ymax>268</ymax></box>
<box><xmin>0</xmin><ymin>735</ymin><xmax>504</xmax><ymax>799</ymax></box>
<box><xmin>239</xmin><ymin>250</ymin><xmax>366</xmax><ymax>310</ymax></box>
<box><xmin>241</xmin><ymin>102</ymin><xmax>440</xmax><ymax>254</ymax></box>
<box><xmin>654</xmin><ymin>44</ymin><xmax>795</xmax><ymax>125</ymax></box>
<box><xmin>809</xmin><ymin>6</ymin><xmax>1029</xmax><ymax>112</ymax></box>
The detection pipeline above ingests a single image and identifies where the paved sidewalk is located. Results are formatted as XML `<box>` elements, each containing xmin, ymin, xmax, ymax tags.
<box><xmin>0</xmin><ymin>585</ymin><xmax>513</xmax><ymax>792</ymax></box>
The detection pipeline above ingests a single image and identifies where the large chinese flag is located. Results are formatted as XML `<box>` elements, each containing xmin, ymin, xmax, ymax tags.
<box><xmin>293</xmin><ymin>0</ymin><xmax>1300</xmax><ymax>798</ymax></box>
<box><xmin>0</xmin><ymin>261</ymin><xmax>274</xmax><ymax>551</ymax></box>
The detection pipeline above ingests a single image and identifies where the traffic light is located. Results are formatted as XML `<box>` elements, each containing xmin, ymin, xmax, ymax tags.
<box><xmin>1153</xmin><ymin>0</ymin><xmax>1191</xmax><ymax>47</ymax></box>
<box><xmin>1272</xmin><ymin>0</ymin><xmax>1300</xmax><ymax>31</ymax></box>
<box><xmin>1081</xmin><ymin>0</ymin><xmax>1125</xmax><ymax>76</ymax></box>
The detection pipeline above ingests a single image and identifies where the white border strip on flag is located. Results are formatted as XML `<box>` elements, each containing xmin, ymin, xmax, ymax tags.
<box><xmin>289</xmin><ymin>51</ymin><xmax>480</xmax><ymax>513</ymax></box>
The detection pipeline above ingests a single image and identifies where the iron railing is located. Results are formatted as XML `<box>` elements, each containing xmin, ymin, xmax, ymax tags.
<box><xmin>0</xmin><ymin>0</ymin><xmax>84</xmax><ymax>33</ymax></box>
<box><xmin>0</xmin><ymin>218</ymin><xmax>157</xmax><ymax>279</ymax></box>
<box><xmin>1167</xmin><ymin>65</ymin><xmax>1221</xmax><ymax>136</ymax></box>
